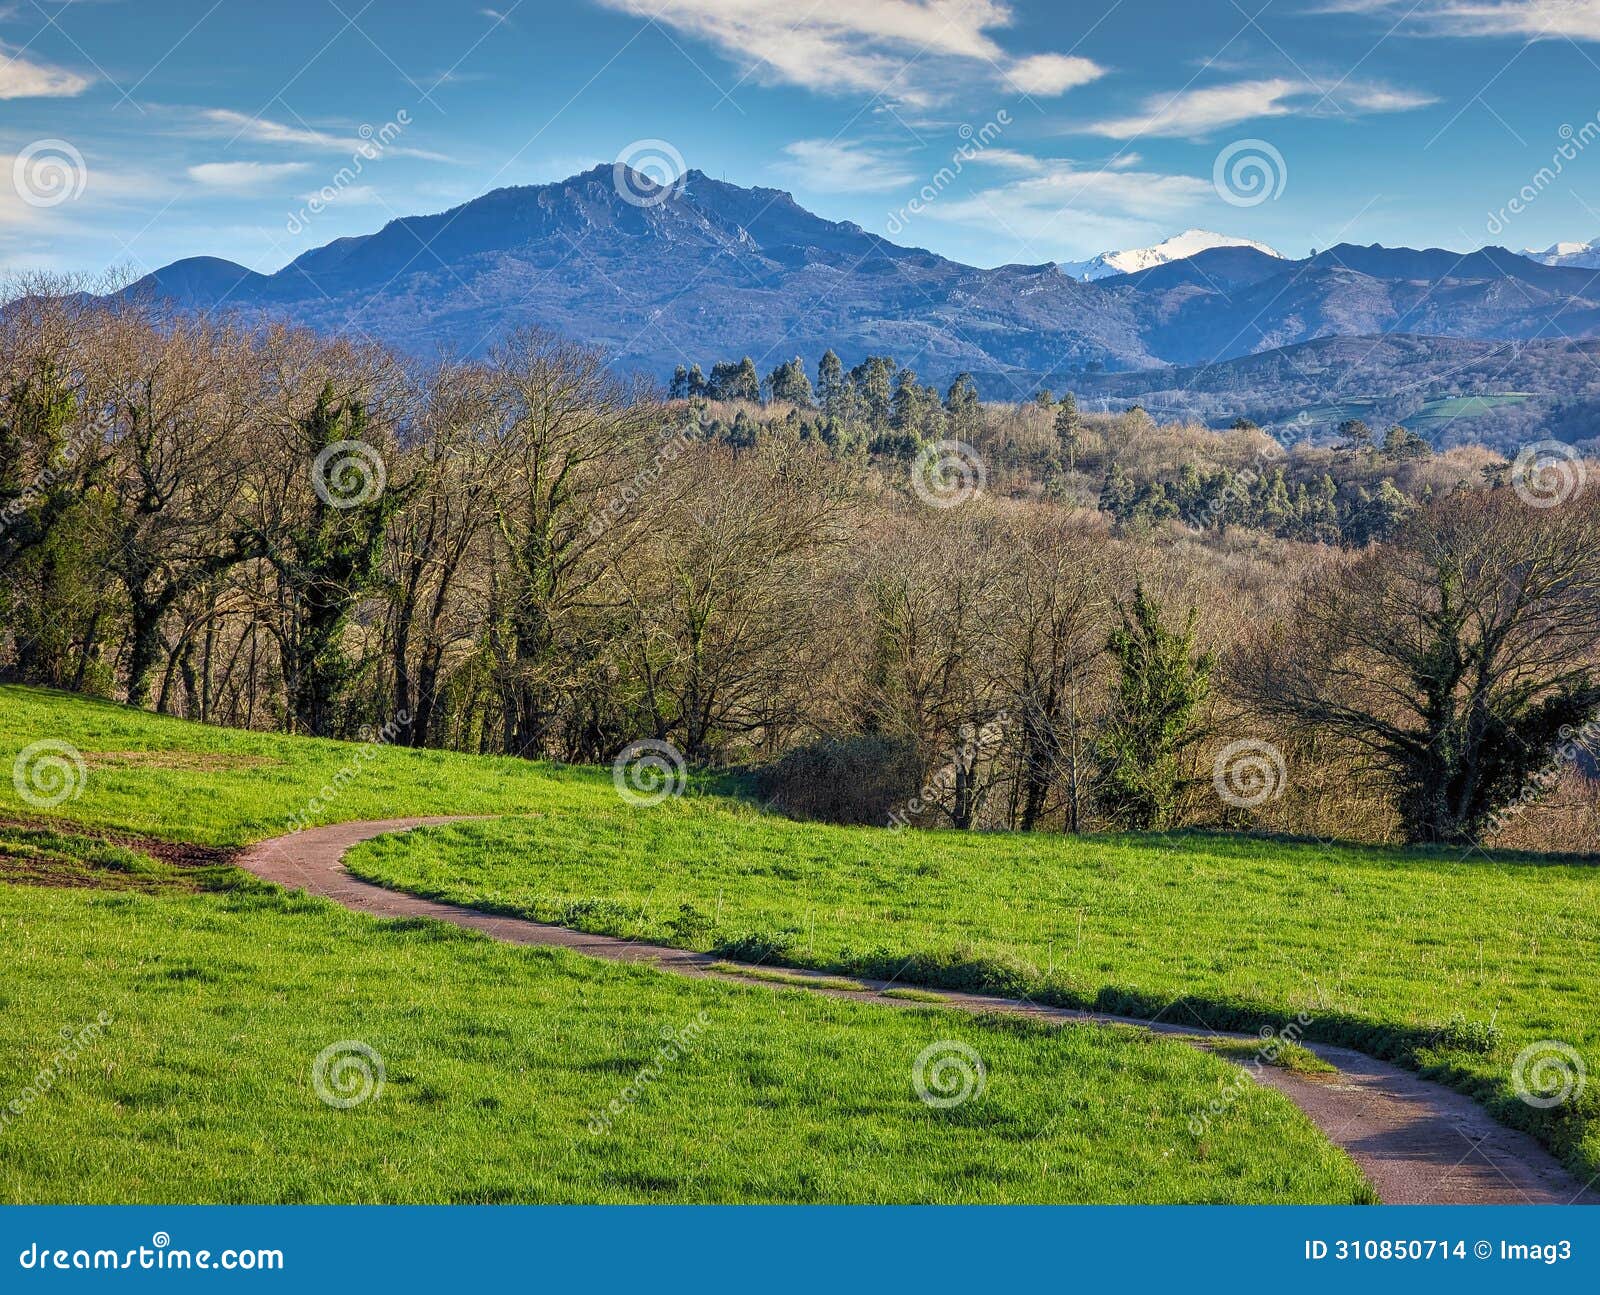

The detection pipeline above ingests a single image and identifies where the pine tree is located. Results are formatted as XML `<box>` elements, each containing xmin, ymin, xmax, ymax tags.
<box><xmin>1053</xmin><ymin>391</ymin><xmax>1081</xmax><ymax>472</ymax></box>
<box><xmin>1098</xmin><ymin>464</ymin><xmax>1135</xmax><ymax>520</ymax></box>
<box><xmin>1338</xmin><ymin>418</ymin><xmax>1375</xmax><ymax>454</ymax></box>
<box><xmin>1094</xmin><ymin>584</ymin><xmax>1214</xmax><ymax>830</ymax></box>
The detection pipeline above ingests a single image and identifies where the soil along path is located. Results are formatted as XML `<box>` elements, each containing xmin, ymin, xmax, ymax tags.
<box><xmin>238</xmin><ymin>817</ymin><xmax>1598</xmax><ymax>1207</ymax></box>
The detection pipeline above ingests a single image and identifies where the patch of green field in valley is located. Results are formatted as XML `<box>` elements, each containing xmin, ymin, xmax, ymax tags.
<box><xmin>0</xmin><ymin>846</ymin><xmax>1371</xmax><ymax>1204</ymax></box>
<box><xmin>1408</xmin><ymin>394</ymin><xmax>1534</xmax><ymax>427</ymax></box>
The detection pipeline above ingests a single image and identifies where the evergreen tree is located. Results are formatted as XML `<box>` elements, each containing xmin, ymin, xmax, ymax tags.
<box><xmin>1098</xmin><ymin>464</ymin><xmax>1136</xmax><ymax>520</ymax></box>
<box><xmin>1382</xmin><ymin>424</ymin><xmax>1430</xmax><ymax>461</ymax></box>
<box><xmin>731</xmin><ymin>356</ymin><xmax>761</xmax><ymax>403</ymax></box>
<box><xmin>264</xmin><ymin>385</ymin><xmax>409</xmax><ymax>737</ymax></box>
<box><xmin>817</xmin><ymin>349</ymin><xmax>845</xmax><ymax>416</ymax></box>
<box><xmin>1053</xmin><ymin>391</ymin><xmax>1081</xmax><ymax>471</ymax></box>
<box><xmin>944</xmin><ymin>372</ymin><xmax>980</xmax><ymax>441</ymax></box>
<box><xmin>1338</xmin><ymin>418</ymin><xmax>1375</xmax><ymax>454</ymax></box>
<box><xmin>891</xmin><ymin>367</ymin><xmax>924</xmax><ymax>433</ymax></box>
<box><xmin>850</xmin><ymin>356</ymin><xmax>897</xmax><ymax>430</ymax></box>
<box><xmin>764</xmin><ymin>356</ymin><xmax>814</xmax><ymax>406</ymax></box>
<box><xmin>1347</xmin><ymin>479</ymin><xmax>1411</xmax><ymax>545</ymax></box>
<box><xmin>1094</xmin><ymin>585</ymin><xmax>1215</xmax><ymax>830</ymax></box>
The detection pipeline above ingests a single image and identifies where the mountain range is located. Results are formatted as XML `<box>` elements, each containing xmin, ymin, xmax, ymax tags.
<box><xmin>1057</xmin><ymin>229</ymin><xmax>1283</xmax><ymax>281</ymax></box>
<box><xmin>127</xmin><ymin>164</ymin><xmax>1600</xmax><ymax>447</ymax></box>
<box><xmin>1524</xmin><ymin>237</ymin><xmax>1600</xmax><ymax>270</ymax></box>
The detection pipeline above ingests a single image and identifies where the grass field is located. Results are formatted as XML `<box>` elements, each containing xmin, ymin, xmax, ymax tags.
<box><xmin>0</xmin><ymin>688</ymin><xmax>1374</xmax><ymax>1204</ymax></box>
<box><xmin>1295</xmin><ymin>393</ymin><xmax>1534</xmax><ymax>434</ymax></box>
<box><xmin>341</xmin><ymin>808</ymin><xmax>1600</xmax><ymax>1180</ymax></box>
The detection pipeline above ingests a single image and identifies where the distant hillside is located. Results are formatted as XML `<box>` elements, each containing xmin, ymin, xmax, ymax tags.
<box><xmin>1063</xmin><ymin>335</ymin><xmax>1600</xmax><ymax>451</ymax></box>
<box><xmin>124</xmin><ymin>165</ymin><xmax>1600</xmax><ymax>445</ymax></box>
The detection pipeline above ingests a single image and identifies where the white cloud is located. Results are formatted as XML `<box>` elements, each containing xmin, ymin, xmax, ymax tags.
<box><xmin>201</xmin><ymin>109</ymin><xmax>345</xmax><ymax>151</ymax></box>
<box><xmin>296</xmin><ymin>183</ymin><xmax>381</xmax><ymax>206</ymax></box>
<box><xmin>1339</xmin><ymin>84</ymin><xmax>1438</xmax><ymax>112</ymax></box>
<box><xmin>1005</xmin><ymin>53</ymin><xmax>1105</xmax><ymax>96</ymax></box>
<box><xmin>1330</xmin><ymin>0</ymin><xmax>1600</xmax><ymax>41</ymax></box>
<box><xmin>1084</xmin><ymin>76</ymin><xmax>1434</xmax><ymax>138</ymax></box>
<box><xmin>930</xmin><ymin>160</ymin><xmax>1214</xmax><ymax>251</ymax></box>
<box><xmin>1086</xmin><ymin>77</ymin><xmax>1304</xmax><ymax>138</ymax></box>
<box><xmin>188</xmin><ymin>161</ymin><xmax>310</xmax><ymax>190</ymax></box>
<box><xmin>778</xmin><ymin>139</ymin><xmax>916</xmax><ymax>192</ymax></box>
<box><xmin>0</xmin><ymin>46</ymin><xmax>92</xmax><ymax>99</ymax></box>
<box><xmin>195</xmin><ymin>109</ymin><xmax>453</xmax><ymax>163</ymax></box>
<box><xmin>593</xmin><ymin>0</ymin><xmax>1097</xmax><ymax>104</ymax></box>
<box><xmin>964</xmin><ymin>147</ymin><xmax>1047</xmax><ymax>172</ymax></box>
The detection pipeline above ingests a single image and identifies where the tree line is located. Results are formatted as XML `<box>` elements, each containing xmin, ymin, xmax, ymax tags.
<box><xmin>4</xmin><ymin>292</ymin><xmax>1598</xmax><ymax>849</ymax></box>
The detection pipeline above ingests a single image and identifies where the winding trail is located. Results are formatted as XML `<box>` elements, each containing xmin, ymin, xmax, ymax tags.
<box><xmin>238</xmin><ymin>816</ymin><xmax>1598</xmax><ymax>1207</ymax></box>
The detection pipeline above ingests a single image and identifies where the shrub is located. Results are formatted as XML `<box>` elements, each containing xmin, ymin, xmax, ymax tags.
<box><xmin>755</xmin><ymin>734</ymin><xmax>923</xmax><ymax>826</ymax></box>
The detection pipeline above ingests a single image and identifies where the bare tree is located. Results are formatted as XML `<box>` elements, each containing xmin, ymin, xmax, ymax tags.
<box><xmin>1237</xmin><ymin>491</ymin><xmax>1600</xmax><ymax>844</ymax></box>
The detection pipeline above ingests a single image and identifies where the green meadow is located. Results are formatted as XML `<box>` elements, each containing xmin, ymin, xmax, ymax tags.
<box><xmin>0</xmin><ymin>687</ymin><xmax>1370</xmax><ymax>1204</ymax></box>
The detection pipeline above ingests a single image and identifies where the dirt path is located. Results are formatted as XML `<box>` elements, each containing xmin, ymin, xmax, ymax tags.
<box><xmin>237</xmin><ymin>816</ymin><xmax>1598</xmax><ymax>1207</ymax></box>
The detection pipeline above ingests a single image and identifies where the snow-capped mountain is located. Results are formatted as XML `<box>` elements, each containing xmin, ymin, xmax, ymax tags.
<box><xmin>1523</xmin><ymin>238</ymin><xmax>1600</xmax><ymax>270</ymax></box>
<box><xmin>1059</xmin><ymin>229</ymin><xmax>1284</xmax><ymax>280</ymax></box>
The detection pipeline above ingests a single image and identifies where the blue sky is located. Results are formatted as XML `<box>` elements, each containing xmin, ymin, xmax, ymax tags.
<box><xmin>5</xmin><ymin>0</ymin><xmax>1600</xmax><ymax>277</ymax></box>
